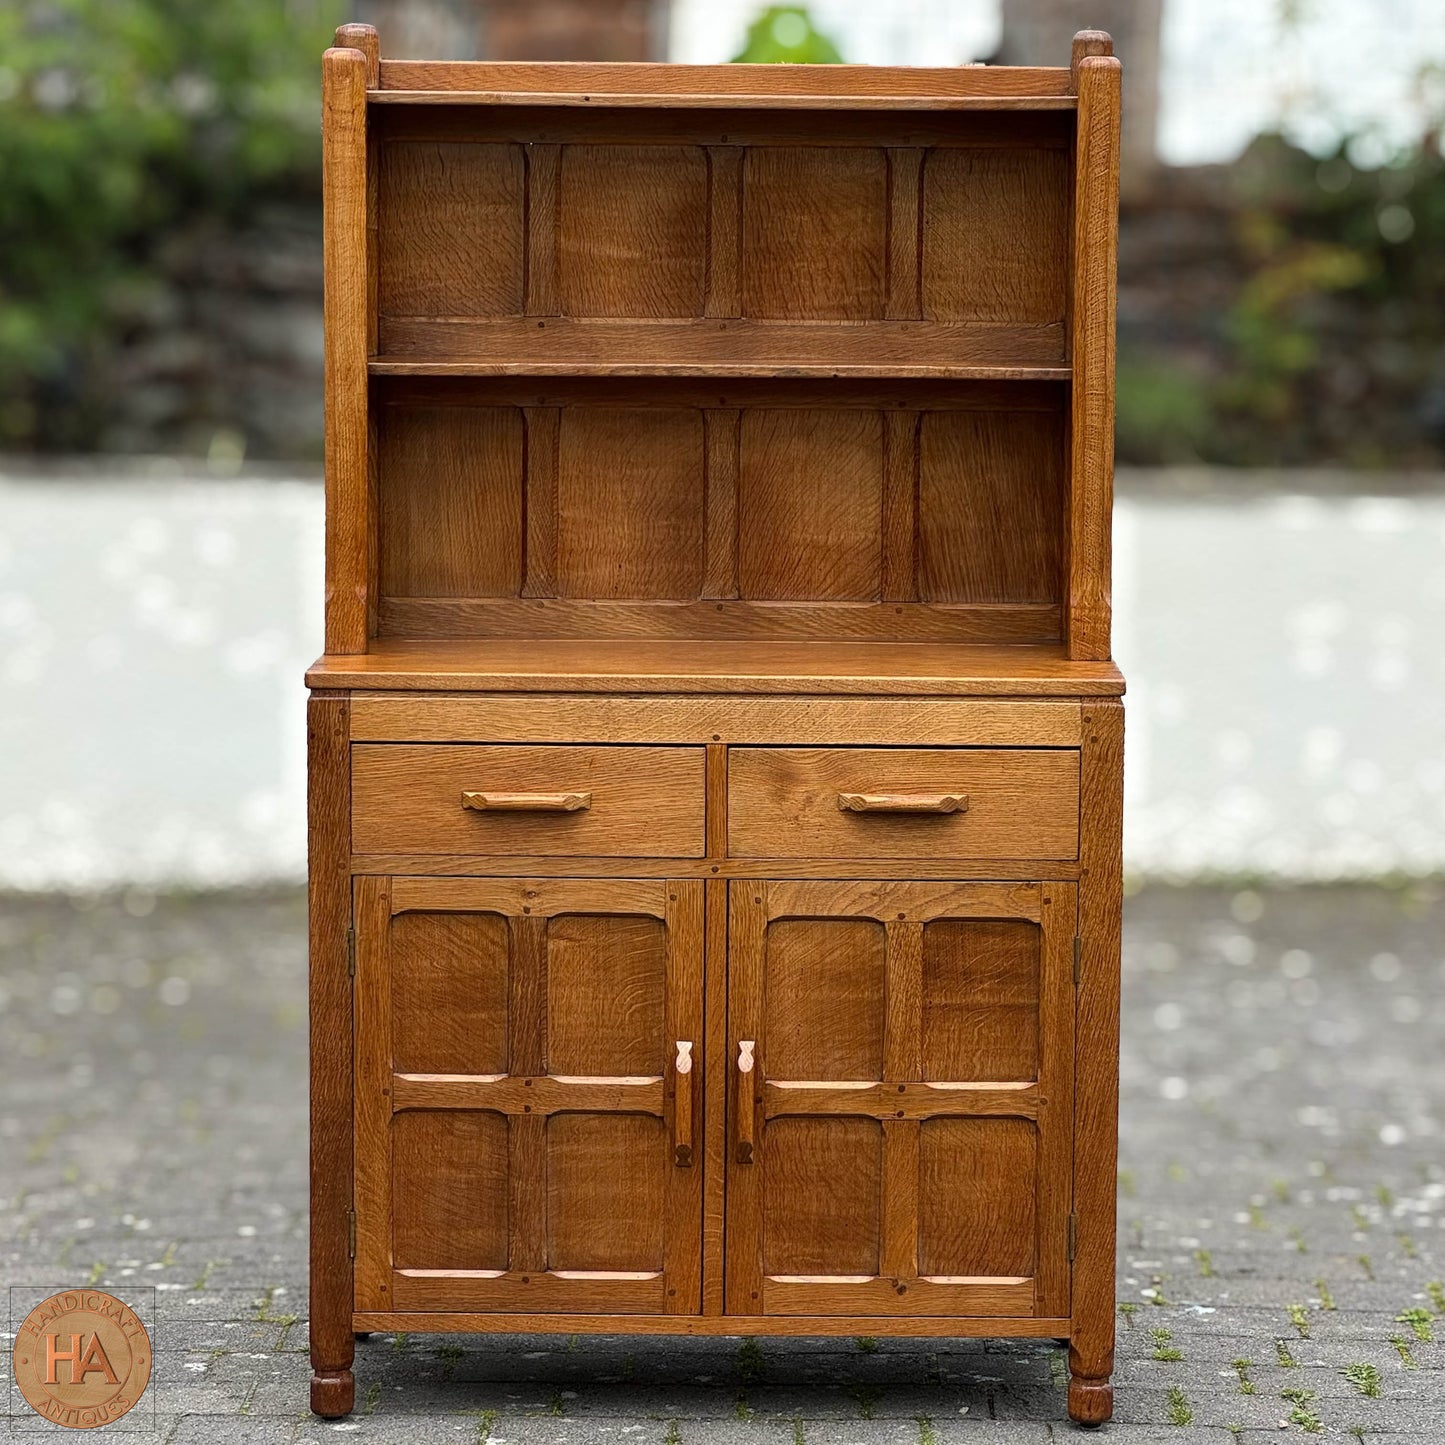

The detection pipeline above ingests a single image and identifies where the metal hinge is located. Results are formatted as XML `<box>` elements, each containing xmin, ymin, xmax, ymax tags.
<box><xmin>1072</xmin><ymin>936</ymin><xmax>1082</xmax><ymax>986</ymax></box>
<box><xmin>347</xmin><ymin>927</ymin><xmax>356</xmax><ymax>978</ymax></box>
<box><xmin>1068</xmin><ymin>1213</ymin><xmax>1077</xmax><ymax>1263</ymax></box>
<box><xmin>347</xmin><ymin>1209</ymin><xmax>356</xmax><ymax>1260</ymax></box>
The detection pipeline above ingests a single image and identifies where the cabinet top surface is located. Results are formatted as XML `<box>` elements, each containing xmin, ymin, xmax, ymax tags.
<box><xmin>365</xmin><ymin>60</ymin><xmax>1078</xmax><ymax>109</ymax></box>
<box><xmin>306</xmin><ymin>639</ymin><xmax>1125</xmax><ymax>697</ymax></box>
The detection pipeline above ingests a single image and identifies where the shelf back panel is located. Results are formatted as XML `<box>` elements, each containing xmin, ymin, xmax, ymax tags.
<box><xmin>372</xmin><ymin>378</ymin><xmax>1066</xmax><ymax>643</ymax></box>
<box><xmin>372</xmin><ymin>106</ymin><xmax>1073</xmax><ymax>367</ymax></box>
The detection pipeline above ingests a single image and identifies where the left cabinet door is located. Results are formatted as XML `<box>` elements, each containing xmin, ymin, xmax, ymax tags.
<box><xmin>353</xmin><ymin>876</ymin><xmax>705</xmax><ymax>1317</ymax></box>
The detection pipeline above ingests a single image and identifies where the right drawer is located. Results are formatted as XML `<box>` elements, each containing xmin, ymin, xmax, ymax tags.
<box><xmin>727</xmin><ymin>747</ymin><xmax>1080</xmax><ymax>860</ymax></box>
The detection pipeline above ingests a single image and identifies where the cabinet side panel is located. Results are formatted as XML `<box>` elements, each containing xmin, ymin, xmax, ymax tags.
<box><xmin>308</xmin><ymin>692</ymin><xmax>353</xmax><ymax>1379</ymax></box>
<box><xmin>1067</xmin><ymin>58</ymin><xmax>1121</xmax><ymax>660</ymax></box>
<box><xmin>1072</xmin><ymin>701</ymin><xmax>1124</xmax><ymax>1381</ymax></box>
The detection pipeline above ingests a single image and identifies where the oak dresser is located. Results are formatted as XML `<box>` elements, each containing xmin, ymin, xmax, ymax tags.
<box><xmin>307</xmin><ymin>22</ymin><xmax>1125</xmax><ymax>1426</ymax></box>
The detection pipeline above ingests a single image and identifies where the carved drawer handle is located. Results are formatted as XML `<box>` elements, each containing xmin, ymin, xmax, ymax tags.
<box><xmin>673</xmin><ymin>1041</ymin><xmax>693</xmax><ymax>1168</ymax></box>
<box><xmin>736</xmin><ymin>1040</ymin><xmax>756</xmax><ymax>1165</ymax></box>
<box><xmin>461</xmin><ymin>791</ymin><xmax>592</xmax><ymax>813</ymax></box>
<box><xmin>837</xmin><ymin>792</ymin><xmax>969</xmax><ymax>814</ymax></box>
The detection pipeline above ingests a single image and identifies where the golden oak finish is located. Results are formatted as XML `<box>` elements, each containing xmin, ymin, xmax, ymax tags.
<box><xmin>728</xmin><ymin>748</ymin><xmax>1080</xmax><ymax>860</ymax></box>
<box><xmin>311</xmin><ymin>23</ymin><xmax>1122</xmax><ymax>1425</ymax></box>
<box><xmin>351</xmin><ymin>743</ymin><xmax>705</xmax><ymax>856</ymax></box>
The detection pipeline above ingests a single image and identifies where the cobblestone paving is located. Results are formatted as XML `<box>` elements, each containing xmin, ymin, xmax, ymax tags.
<box><xmin>1</xmin><ymin>883</ymin><xmax>1442</xmax><ymax>1442</ymax></box>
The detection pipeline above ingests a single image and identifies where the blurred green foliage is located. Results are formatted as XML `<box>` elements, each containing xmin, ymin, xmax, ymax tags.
<box><xmin>732</xmin><ymin>6</ymin><xmax>843</xmax><ymax>64</ymax></box>
<box><xmin>1118</xmin><ymin>129</ymin><xmax>1445</xmax><ymax>468</ymax></box>
<box><xmin>0</xmin><ymin>0</ymin><xmax>340</xmax><ymax>449</ymax></box>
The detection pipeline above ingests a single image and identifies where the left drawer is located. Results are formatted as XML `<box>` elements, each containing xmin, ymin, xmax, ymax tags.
<box><xmin>351</xmin><ymin>744</ymin><xmax>707</xmax><ymax>856</ymax></box>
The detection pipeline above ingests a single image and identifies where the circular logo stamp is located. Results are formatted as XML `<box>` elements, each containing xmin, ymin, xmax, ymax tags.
<box><xmin>12</xmin><ymin>1290</ymin><xmax>152</xmax><ymax>1430</ymax></box>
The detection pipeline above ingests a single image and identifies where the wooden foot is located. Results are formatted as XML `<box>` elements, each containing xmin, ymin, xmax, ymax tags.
<box><xmin>1068</xmin><ymin>1373</ymin><xmax>1113</xmax><ymax>1426</ymax></box>
<box><xmin>311</xmin><ymin>1368</ymin><xmax>355</xmax><ymax>1418</ymax></box>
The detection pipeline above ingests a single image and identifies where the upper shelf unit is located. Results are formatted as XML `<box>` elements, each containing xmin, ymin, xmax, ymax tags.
<box><xmin>332</xmin><ymin>55</ymin><xmax>1092</xmax><ymax>380</ymax></box>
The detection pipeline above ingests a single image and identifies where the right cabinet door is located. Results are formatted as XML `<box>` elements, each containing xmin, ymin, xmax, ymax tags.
<box><xmin>725</xmin><ymin>880</ymin><xmax>1075</xmax><ymax>1321</ymax></box>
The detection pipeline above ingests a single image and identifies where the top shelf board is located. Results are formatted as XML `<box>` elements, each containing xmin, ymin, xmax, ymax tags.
<box><xmin>367</xmin><ymin>91</ymin><xmax>1077</xmax><ymax>111</ymax></box>
<box><xmin>368</xmin><ymin>60</ymin><xmax>1076</xmax><ymax>107</ymax></box>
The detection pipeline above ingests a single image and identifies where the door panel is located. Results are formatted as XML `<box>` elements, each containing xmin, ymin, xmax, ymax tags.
<box><xmin>726</xmin><ymin>879</ymin><xmax>1074</xmax><ymax>1319</ymax></box>
<box><xmin>355</xmin><ymin>876</ymin><xmax>704</xmax><ymax>1315</ymax></box>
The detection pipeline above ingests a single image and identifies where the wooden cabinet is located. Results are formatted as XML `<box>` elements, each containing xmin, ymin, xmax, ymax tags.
<box><xmin>309</xmin><ymin>21</ymin><xmax>1123</xmax><ymax>1429</ymax></box>
<box><xmin>352</xmin><ymin>877</ymin><xmax>704</xmax><ymax>1316</ymax></box>
<box><xmin>725</xmin><ymin>881</ymin><xmax>1076</xmax><ymax>1322</ymax></box>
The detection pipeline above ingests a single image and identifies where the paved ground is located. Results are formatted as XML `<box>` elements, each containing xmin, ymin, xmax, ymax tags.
<box><xmin>1</xmin><ymin>883</ymin><xmax>1442</xmax><ymax>1442</ymax></box>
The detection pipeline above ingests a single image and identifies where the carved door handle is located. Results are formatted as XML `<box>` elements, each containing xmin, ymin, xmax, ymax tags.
<box><xmin>736</xmin><ymin>1040</ymin><xmax>756</xmax><ymax>1165</ymax></box>
<box><xmin>461</xmin><ymin>791</ymin><xmax>592</xmax><ymax>812</ymax></box>
<box><xmin>673</xmin><ymin>1041</ymin><xmax>693</xmax><ymax>1167</ymax></box>
<box><xmin>837</xmin><ymin>792</ymin><xmax>969</xmax><ymax>814</ymax></box>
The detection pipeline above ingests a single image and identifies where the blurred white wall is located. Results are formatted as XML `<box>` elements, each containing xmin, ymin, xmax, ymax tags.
<box><xmin>669</xmin><ymin>0</ymin><xmax>1445</xmax><ymax>165</ymax></box>
<box><xmin>1</xmin><ymin>466</ymin><xmax>1442</xmax><ymax>890</ymax></box>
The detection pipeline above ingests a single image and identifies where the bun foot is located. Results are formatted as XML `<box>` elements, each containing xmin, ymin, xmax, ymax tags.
<box><xmin>311</xmin><ymin>1368</ymin><xmax>355</xmax><ymax>1418</ymax></box>
<box><xmin>1068</xmin><ymin>1374</ymin><xmax>1113</xmax><ymax>1426</ymax></box>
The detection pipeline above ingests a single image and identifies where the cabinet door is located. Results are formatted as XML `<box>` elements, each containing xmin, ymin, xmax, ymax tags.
<box><xmin>726</xmin><ymin>880</ymin><xmax>1074</xmax><ymax>1320</ymax></box>
<box><xmin>354</xmin><ymin>876</ymin><xmax>704</xmax><ymax>1315</ymax></box>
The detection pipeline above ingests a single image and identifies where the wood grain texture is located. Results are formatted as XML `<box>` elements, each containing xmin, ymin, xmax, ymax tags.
<box><xmin>308</xmin><ymin>639</ymin><xmax>1125</xmax><ymax>696</ymax></box>
<box><xmin>918</xmin><ymin>1117</ymin><xmax>1036</xmax><ymax>1278</ymax></box>
<box><xmin>525</xmin><ymin>143</ymin><xmax>560</xmax><ymax>316</ymax></box>
<box><xmin>1068</xmin><ymin>56</ymin><xmax>1121</xmax><ymax>662</ymax></box>
<box><xmin>557</xmin><ymin>408</ymin><xmax>703</xmax><ymax>599</ymax></box>
<box><xmin>728</xmin><ymin>747</ymin><xmax>1080</xmax><ymax>860</ymax></box>
<box><xmin>335</xmin><ymin>23</ymin><xmax>379</xmax><ymax>85</ymax></box>
<box><xmin>742</xmin><ymin>148</ymin><xmax>885</xmax><ymax>320</ymax></box>
<box><xmin>322</xmin><ymin>47</ymin><xmax>370</xmax><ymax>655</ymax></box>
<box><xmin>390</xmin><ymin>910</ymin><xmax>510</xmax><ymax>1074</ymax></box>
<box><xmin>376</xmin><ymin>316</ymin><xmax>1068</xmax><ymax>372</ymax></box>
<box><xmin>308</xmin><ymin>693</ymin><xmax>353</xmax><ymax>1397</ymax></box>
<box><xmin>547</xmin><ymin>913</ymin><xmax>666</xmax><ymax>1074</ymax></box>
<box><xmin>763</xmin><ymin>1117</ymin><xmax>882</xmax><ymax>1276</ymax></box>
<box><xmin>375</xmin><ymin>61</ymin><xmax>1075</xmax><ymax>100</ymax></box>
<box><xmin>921</xmin><ymin>920</ymin><xmax>1040</xmax><ymax>1081</ymax></box>
<box><xmin>356</xmin><ymin>856</ymin><xmax>1082</xmax><ymax>883</ymax></box>
<box><xmin>351</xmin><ymin>744</ymin><xmax>705</xmax><ymax>856</ymax></box>
<box><xmin>737</xmin><ymin>409</ymin><xmax>882</xmax><ymax>601</ymax></box>
<box><xmin>765</xmin><ymin>918</ymin><xmax>885</xmax><ymax>1080</ymax></box>
<box><xmin>1072</xmin><ymin>702</ymin><xmax>1123</xmax><ymax>1390</ymax></box>
<box><xmin>923</xmin><ymin>148</ymin><xmax>1068</xmax><ymax>323</ymax></box>
<box><xmin>702</xmin><ymin>409</ymin><xmax>740</xmax><ymax>599</ymax></box>
<box><xmin>704</xmin><ymin>146</ymin><xmax>742</xmax><ymax>318</ymax></box>
<box><xmin>557</xmin><ymin>145</ymin><xmax>706</xmax><ymax>317</ymax></box>
<box><xmin>378</xmin><ymin>142</ymin><xmax>524</xmax><ymax>316</ymax></box>
<box><xmin>378</xmin><ymin>598</ymin><xmax>1059</xmax><ymax>645</ymax></box>
<box><xmin>919</xmin><ymin>410</ymin><xmax>1065</xmax><ymax>604</ymax></box>
<box><xmin>702</xmin><ymin>878</ymin><xmax>727</xmax><ymax>1314</ymax></box>
<box><xmin>348</xmin><ymin>694</ymin><xmax>1085</xmax><ymax>746</ymax></box>
<box><xmin>546</xmin><ymin>1113</ymin><xmax>666</xmax><ymax>1270</ymax></box>
<box><xmin>881</xmin><ymin>410</ymin><xmax>919</xmax><ymax>602</ymax></box>
<box><xmin>392</xmin><ymin>1110</ymin><xmax>509</xmax><ymax>1269</ymax></box>
<box><xmin>379</xmin><ymin>406</ymin><xmax>523</xmax><ymax>597</ymax></box>
<box><xmin>885</xmin><ymin>148</ymin><xmax>924</xmax><ymax>320</ymax></box>
<box><xmin>375</xmin><ymin>91</ymin><xmax>1079</xmax><ymax>113</ymax></box>
<box><xmin>521</xmin><ymin>406</ymin><xmax>559</xmax><ymax>597</ymax></box>
<box><xmin>354</xmin><ymin>1311</ymin><xmax>1072</xmax><ymax>1336</ymax></box>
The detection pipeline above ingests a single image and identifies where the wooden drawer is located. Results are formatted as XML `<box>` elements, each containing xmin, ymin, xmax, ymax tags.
<box><xmin>727</xmin><ymin>747</ymin><xmax>1079</xmax><ymax>860</ymax></box>
<box><xmin>352</xmin><ymin>744</ymin><xmax>706</xmax><ymax>856</ymax></box>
